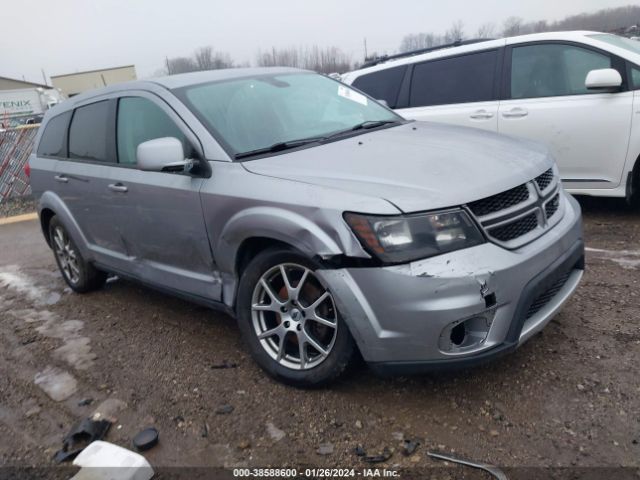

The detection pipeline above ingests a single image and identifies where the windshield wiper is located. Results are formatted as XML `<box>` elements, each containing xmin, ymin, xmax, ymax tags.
<box><xmin>325</xmin><ymin>120</ymin><xmax>402</xmax><ymax>140</ymax></box>
<box><xmin>350</xmin><ymin>120</ymin><xmax>401</xmax><ymax>131</ymax></box>
<box><xmin>234</xmin><ymin>136</ymin><xmax>326</xmax><ymax>159</ymax></box>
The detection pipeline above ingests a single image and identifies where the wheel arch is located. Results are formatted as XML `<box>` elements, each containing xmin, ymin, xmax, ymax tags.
<box><xmin>627</xmin><ymin>152</ymin><xmax>640</xmax><ymax>206</ymax></box>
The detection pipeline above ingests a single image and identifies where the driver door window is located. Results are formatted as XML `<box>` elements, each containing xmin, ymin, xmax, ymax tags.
<box><xmin>117</xmin><ymin>97</ymin><xmax>187</xmax><ymax>165</ymax></box>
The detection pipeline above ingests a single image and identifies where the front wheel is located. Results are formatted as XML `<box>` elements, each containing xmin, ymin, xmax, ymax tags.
<box><xmin>236</xmin><ymin>248</ymin><xmax>354</xmax><ymax>387</ymax></box>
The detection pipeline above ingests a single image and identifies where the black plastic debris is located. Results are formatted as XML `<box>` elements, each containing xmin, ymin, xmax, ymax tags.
<box><xmin>402</xmin><ymin>439</ymin><xmax>420</xmax><ymax>456</ymax></box>
<box><xmin>427</xmin><ymin>451</ymin><xmax>508</xmax><ymax>480</ymax></box>
<box><xmin>363</xmin><ymin>447</ymin><xmax>392</xmax><ymax>463</ymax></box>
<box><xmin>354</xmin><ymin>445</ymin><xmax>366</xmax><ymax>457</ymax></box>
<box><xmin>53</xmin><ymin>417</ymin><xmax>112</xmax><ymax>463</ymax></box>
<box><xmin>211</xmin><ymin>360</ymin><xmax>238</xmax><ymax>369</ymax></box>
<box><xmin>215</xmin><ymin>404</ymin><xmax>234</xmax><ymax>415</ymax></box>
<box><xmin>77</xmin><ymin>398</ymin><xmax>93</xmax><ymax>407</ymax></box>
<box><xmin>133</xmin><ymin>427</ymin><xmax>159</xmax><ymax>452</ymax></box>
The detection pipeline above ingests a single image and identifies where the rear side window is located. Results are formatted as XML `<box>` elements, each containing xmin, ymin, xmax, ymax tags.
<box><xmin>409</xmin><ymin>50</ymin><xmax>498</xmax><ymax>107</ymax></box>
<box><xmin>117</xmin><ymin>97</ymin><xmax>186</xmax><ymax>165</ymax></box>
<box><xmin>351</xmin><ymin>66</ymin><xmax>407</xmax><ymax>108</ymax></box>
<box><xmin>510</xmin><ymin>44</ymin><xmax>612</xmax><ymax>99</ymax></box>
<box><xmin>631</xmin><ymin>65</ymin><xmax>640</xmax><ymax>90</ymax></box>
<box><xmin>68</xmin><ymin>101</ymin><xmax>112</xmax><ymax>162</ymax></box>
<box><xmin>37</xmin><ymin>112</ymin><xmax>71</xmax><ymax>157</ymax></box>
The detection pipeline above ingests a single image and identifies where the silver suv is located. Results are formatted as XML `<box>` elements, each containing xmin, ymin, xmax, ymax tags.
<box><xmin>30</xmin><ymin>67</ymin><xmax>584</xmax><ymax>386</ymax></box>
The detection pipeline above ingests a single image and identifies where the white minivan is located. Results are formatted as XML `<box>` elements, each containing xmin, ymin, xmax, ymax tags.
<box><xmin>341</xmin><ymin>31</ymin><xmax>640</xmax><ymax>205</ymax></box>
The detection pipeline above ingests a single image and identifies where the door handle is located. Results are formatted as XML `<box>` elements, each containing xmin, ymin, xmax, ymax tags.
<box><xmin>502</xmin><ymin>107</ymin><xmax>528</xmax><ymax>118</ymax></box>
<box><xmin>108</xmin><ymin>183</ymin><xmax>128</xmax><ymax>193</ymax></box>
<box><xmin>469</xmin><ymin>110</ymin><xmax>494</xmax><ymax>120</ymax></box>
<box><xmin>54</xmin><ymin>175</ymin><xmax>69</xmax><ymax>183</ymax></box>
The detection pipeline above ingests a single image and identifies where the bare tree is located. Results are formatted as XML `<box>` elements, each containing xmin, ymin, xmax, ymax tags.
<box><xmin>444</xmin><ymin>20</ymin><xmax>465</xmax><ymax>43</ymax></box>
<box><xmin>503</xmin><ymin>16</ymin><xmax>523</xmax><ymax>36</ymax></box>
<box><xmin>476</xmin><ymin>22</ymin><xmax>496</xmax><ymax>39</ymax></box>
<box><xmin>256</xmin><ymin>46</ymin><xmax>352</xmax><ymax>74</ymax></box>
<box><xmin>166</xmin><ymin>56</ymin><xmax>198</xmax><ymax>75</ymax></box>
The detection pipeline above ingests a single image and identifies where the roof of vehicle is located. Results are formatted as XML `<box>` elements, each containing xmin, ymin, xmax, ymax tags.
<box><xmin>342</xmin><ymin>30</ymin><xmax>634</xmax><ymax>80</ymax></box>
<box><xmin>55</xmin><ymin>67</ymin><xmax>308</xmax><ymax>108</ymax></box>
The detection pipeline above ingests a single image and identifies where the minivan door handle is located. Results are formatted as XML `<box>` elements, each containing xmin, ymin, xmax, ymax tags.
<box><xmin>108</xmin><ymin>183</ymin><xmax>128</xmax><ymax>193</ymax></box>
<box><xmin>502</xmin><ymin>107</ymin><xmax>529</xmax><ymax>118</ymax></box>
<box><xmin>469</xmin><ymin>110</ymin><xmax>494</xmax><ymax>120</ymax></box>
<box><xmin>54</xmin><ymin>175</ymin><xmax>69</xmax><ymax>183</ymax></box>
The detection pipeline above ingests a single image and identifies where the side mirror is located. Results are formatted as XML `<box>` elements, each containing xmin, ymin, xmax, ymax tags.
<box><xmin>136</xmin><ymin>137</ymin><xmax>192</xmax><ymax>173</ymax></box>
<box><xmin>585</xmin><ymin>68</ymin><xmax>622</xmax><ymax>90</ymax></box>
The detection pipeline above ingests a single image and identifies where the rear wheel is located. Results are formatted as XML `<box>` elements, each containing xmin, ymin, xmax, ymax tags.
<box><xmin>49</xmin><ymin>216</ymin><xmax>107</xmax><ymax>293</ymax></box>
<box><xmin>236</xmin><ymin>248</ymin><xmax>354</xmax><ymax>387</ymax></box>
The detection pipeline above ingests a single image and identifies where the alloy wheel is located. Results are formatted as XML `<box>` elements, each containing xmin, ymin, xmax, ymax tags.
<box><xmin>53</xmin><ymin>226</ymin><xmax>81</xmax><ymax>285</ymax></box>
<box><xmin>251</xmin><ymin>263</ymin><xmax>338</xmax><ymax>370</ymax></box>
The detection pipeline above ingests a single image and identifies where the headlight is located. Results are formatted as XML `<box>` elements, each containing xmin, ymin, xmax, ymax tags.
<box><xmin>344</xmin><ymin>209</ymin><xmax>485</xmax><ymax>264</ymax></box>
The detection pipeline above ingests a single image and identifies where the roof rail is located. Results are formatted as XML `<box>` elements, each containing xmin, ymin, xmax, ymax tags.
<box><xmin>361</xmin><ymin>38</ymin><xmax>494</xmax><ymax>68</ymax></box>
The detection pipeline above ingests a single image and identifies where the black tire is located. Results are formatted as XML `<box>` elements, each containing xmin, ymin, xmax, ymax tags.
<box><xmin>49</xmin><ymin>215</ymin><xmax>107</xmax><ymax>293</ymax></box>
<box><xmin>236</xmin><ymin>247</ymin><xmax>355</xmax><ymax>387</ymax></box>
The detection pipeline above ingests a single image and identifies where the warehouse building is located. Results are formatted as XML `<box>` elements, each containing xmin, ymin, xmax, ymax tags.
<box><xmin>0</xmin><ymin>75</ymin><xmax>49</xmax><ymax>90</ymax></box>
<box><xmin>51</xmin><ymin>65</ymin><xmax>137</xmax><ymax>97</ymax></box>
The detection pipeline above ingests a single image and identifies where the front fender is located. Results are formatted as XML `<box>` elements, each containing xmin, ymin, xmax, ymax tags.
<box><xmin>215</xmin><ymin>206</ymin><xmax>357</xmax><ymax>275</ymax></box>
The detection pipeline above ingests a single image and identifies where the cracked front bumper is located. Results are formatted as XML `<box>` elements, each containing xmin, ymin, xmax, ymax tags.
<box><xmin>317</xmin><ymin>194</ymin><xmax>584</xmax><ymax>372</ymax></box>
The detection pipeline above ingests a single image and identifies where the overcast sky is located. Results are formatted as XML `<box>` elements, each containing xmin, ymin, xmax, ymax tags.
<box><xmin>1</xmin><ymin>0</ymin><xmax>633</xmax><ymax>84</ymax></box>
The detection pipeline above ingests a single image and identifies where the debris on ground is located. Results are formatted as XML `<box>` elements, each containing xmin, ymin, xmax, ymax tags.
<box><xmin>427</xmin><ymin>451</ymin><xmax>508</xmax><ymax>480</ymax></box>
<box><xmin>317</xmin><ymin>443</ymin><xmax>334</xmax><ymax>455</ymax></box>
<box><xmin>210</xmin><ymin>360</ymin><xmax>238</xmax><ymax>369</ymax></box>
<box><xmin>78</xmin><ymin>398</ymin><xmax>94</xmax><ymax>407</ymax></box>
<box><xmin>201</xmin><ymin>423</ymin><xmax>209</xmax><ymax>438</ymax></box>
<box><xmin>266</xmin><ymin>422</ymin><xmax>286</xmax><ymax>442</ymax></box>
<box><xmin>363</xmin><ymin>447</ymin><xmax>392</xmax><ymax>463</ymax></box>
<box><xmin>132</xmin><ymin>427</ymin><xmax>159</xmax><ymax>452</ymax></box>
<box><xmin>54</xmin><ymin>417</ymin><xmax>112</xmax><ymax>463</ymax></box>
<box><xmin>215</xmin><ymin>404</ymin><xmax>234</xmax><ymax>415</ymax></box>
<box><xmin>71</xmin><ymin>440</ymin><xmax>154</xmax><ymax>480</ymax></box>
<box><xmin>402</xmin><ymin>438</ymin><xmax>420</xmax><ymax>456</ymax></box>
<box><xmin>354</xmin><ymin>445</ymin><xmax>366</xmax><ymax>457</ymax></box>
<box><xmin>238</xmin><ymin>439</ymin><xmax>251</xmax><ymax>450</ymax></box>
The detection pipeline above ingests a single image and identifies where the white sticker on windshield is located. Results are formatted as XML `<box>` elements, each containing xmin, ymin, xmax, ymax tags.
<box><xmin>338</xmin><ymin>85</ymin><xmax>368</xmax><ymax>106</ymax></box>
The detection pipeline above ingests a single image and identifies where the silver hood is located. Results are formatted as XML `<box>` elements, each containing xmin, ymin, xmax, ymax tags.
<box><xmin>242</xmin><ymin>121</ymin><xmax>554</xmax><ymax>213</ymax></box>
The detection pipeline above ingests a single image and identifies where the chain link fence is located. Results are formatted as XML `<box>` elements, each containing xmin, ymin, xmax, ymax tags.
<box><xmin>0</xmin><ymin>126</ymin><xmax>38</xmax><ymax>203</ymax></box>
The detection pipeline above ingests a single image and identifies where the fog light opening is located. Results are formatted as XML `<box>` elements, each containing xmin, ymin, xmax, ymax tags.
<box><xmin>450</xmin><ymin>323</ymin><xmax>466</xmax><ymax>346</ymax></box>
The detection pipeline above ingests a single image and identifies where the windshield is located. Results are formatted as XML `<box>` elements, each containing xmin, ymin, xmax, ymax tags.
<box><xmin>176</xmin><ymin>72</ymin><xmax>401</xmax><ymax>158</ymax></box>
<box><xmin>589</xmin><ymin>34</ymin><xmax>640</xmax><ymax>56</ymax></box>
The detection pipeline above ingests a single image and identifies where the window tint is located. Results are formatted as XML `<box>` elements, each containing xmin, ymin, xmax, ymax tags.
<box><xmin>511</xmin><ymin>44</ymin><xmax>612</xmax><ymax>99</ymax></box>
<box><xmin>37</xmin><ymin>112</ymin><xmax>71</xmax><ymax>157</ymax></box>
<box><xmin>117</xmin><ymin>97</ymin><xmax>186</xmax><ymax>165</ymax></box>
<box><xmin>68</xmin><ymin>101</ymin><xmax>112</xmax><ymax>162</ymax></box>
<box><xmin>632</xmin><ymin>65</ymin><xmax>640</xmax><ymax>90</ymax></box>
<box><xmin>409</xmin><ymin>50</ymin><xmax>497</xmax><ymax>107</ymax></box>
<box><xmin>352</xmin><ymin>66</ymin><xmax>407</xmax><ymax>108</ymax></box>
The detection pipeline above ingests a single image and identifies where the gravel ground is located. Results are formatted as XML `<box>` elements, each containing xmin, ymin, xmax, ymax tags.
<box><xmin>0</xmin><ymin>196</ymin><xmax>638</xmax><ymax>478</ymax></box>
<box><xmin>0</xmin><ymin>196</ymin><xmax>37</xmax><ymax>218</ymax></box>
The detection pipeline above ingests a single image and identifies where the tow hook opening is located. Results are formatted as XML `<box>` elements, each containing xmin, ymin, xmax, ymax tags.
<box><xmin>439</xmin><ymin>311</ymin><xmax>496</xmax><ymax>354</ymax></box>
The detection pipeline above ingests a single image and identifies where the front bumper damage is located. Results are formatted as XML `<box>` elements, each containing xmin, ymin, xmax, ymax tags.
<box><xmin>317</xmin><ymin>194</ymin><xmax>584</xmax><ymax>374</ymax></box>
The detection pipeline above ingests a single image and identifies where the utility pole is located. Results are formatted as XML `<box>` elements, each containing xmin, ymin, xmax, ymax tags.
<box><xmin>363</xmin><ymin>38</ymin><xmax>368</xmax><ymax>60</ymax></box>
<box><xmin>41</xmin><ymin>68</ymin><xmax>48</xmax><ymax>86</ymax></box>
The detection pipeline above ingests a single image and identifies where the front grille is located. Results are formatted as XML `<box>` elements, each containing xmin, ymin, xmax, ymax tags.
<box><xmin>526</xmin><ymin>270</ymin><xmax>572</xmax><ymax>319</ymax></box>
<box><xmin>545</xmin><ymin>194</ymin><xmax>560</xmax><ymax>219</ymax></box>
<box><xmin>468</xmin><ymin>184</ymin><xmax>529</xmax><ymax>217</ymax></box>
<box><xmin>488</xmin><ymin>212</ymin><xmax>538</xmax><ymax>242</ymax></box>
<box><xmin>535</xmin><ymin>168</ymin><xmax>554</xmax><ymax>191</ymax></box>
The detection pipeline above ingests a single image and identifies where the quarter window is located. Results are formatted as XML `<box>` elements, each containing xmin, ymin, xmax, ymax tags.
<box><xmin>68</xmin><ymin>101</ymin><xmax>112</xmax><ymax>162</ymax></box>
<box><xmin>117</xmin><ymin>97</ymin><xmax>186</xmax><ymax>165</ymax></box>
<box><xmin>510</xmin><ymin>44</ymin><xmax>612</xmax><ymax>99</ymax></box>
<box><xmin>37</xmin><ymin>111</ymin><xmax>71</xmax><ymax>157</ymax></box>
<box><xmin>352</xmin><ymin>66</ymin><xmax>407</xmax><ymax>108</ymax></box>
<box><xmin>409</xmin><ymin>50</ymin><xmax>498</xmax><ymax>107</ymax></box>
